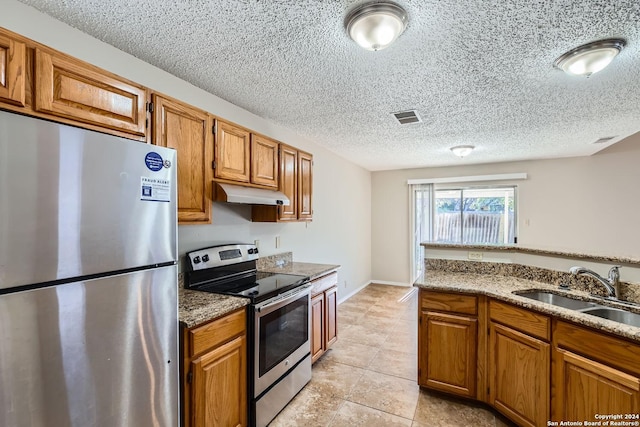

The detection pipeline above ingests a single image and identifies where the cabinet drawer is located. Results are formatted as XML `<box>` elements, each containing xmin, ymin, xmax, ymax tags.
<box><xmin>421</xmin><ymin>290</ymin><xmax>477</xmax><ymax>315</ymax></box>
<box><xmin>490</xmin><ymin>300</ymin><xmax>550</xmax><ymax>341</ymax></box>
<box><xmin>554</xmin><ymin>320</ymin><xmax>640</xmax><ymax>375</ymax></box>
<box><xmin>311</xmin><ymin>271</ymin><xmax>338</xmax><ymax>296</ymax></box>
<box><xmin>188</xmin><ymin>308</ymin><xmax>246</xmax><ymax>356</ymax></box>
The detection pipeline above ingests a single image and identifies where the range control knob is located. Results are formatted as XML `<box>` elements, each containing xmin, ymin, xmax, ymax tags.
<box><xmin>254</xmin><ymin>248</ymin><xmax>259</xmax><ymax>254</ymax></box>
<box><xmin>193</xmin><ymin>256</ymin><xmax>201</xmax><ymax>264</ymax></box>
<box><xmin>202</xmin><ymin>254</ymin><xmax>210</xmax><ymax>262</ymax></box>
<box><xmin>247</xmin><ymin>248</ymin><xmax>255</xmax><ymax>254</ymax></box>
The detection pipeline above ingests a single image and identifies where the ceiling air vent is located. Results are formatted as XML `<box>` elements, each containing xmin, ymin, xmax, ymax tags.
<box><xmin>593</xmin><ymin>136</ymin><xmax>617</xmax><ymax>144</ymax></box>
<box><xmin>392</xmin><ymin>110</ymin><xmax>421</xmax><ymax>125</ymax></box>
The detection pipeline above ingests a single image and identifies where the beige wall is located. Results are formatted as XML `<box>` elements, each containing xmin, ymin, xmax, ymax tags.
<box><xmin>372</xmin><ymin>132</ymin><xmax>640</xmax><ymax>284</ymax></box>
<box><xmin>3</xmin><ymin>0</ymin><xmax>372</xmax><ymax>298</ymax></box>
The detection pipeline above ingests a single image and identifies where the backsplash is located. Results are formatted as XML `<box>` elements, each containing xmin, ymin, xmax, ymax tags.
<box><xmin>257</xmin><ymin>252</ymin><xmax>293</xmax><ymax>270</ymax></box>
<box><xmin>426</xmin><ymin>259</ymin><xmax>640</xmax><ymax>304</ymax></box>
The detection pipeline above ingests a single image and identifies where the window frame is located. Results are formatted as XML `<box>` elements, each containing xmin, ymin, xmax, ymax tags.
<box><xmin>432</xmin><ymin>184</ymin><xmax>518</xmax><ymax>245</ymax></box>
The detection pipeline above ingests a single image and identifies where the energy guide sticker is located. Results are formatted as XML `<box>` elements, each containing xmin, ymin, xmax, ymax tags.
<box><xmin>141</xmin><ymin>177</ymin><xmax>171</xmax><ymax>202</ymax></box>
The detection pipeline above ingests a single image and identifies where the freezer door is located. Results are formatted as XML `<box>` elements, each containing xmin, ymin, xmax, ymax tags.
<box><xmin>0</xmin><ymin>110</ymin><xmax>177</xmax><ymax>290</ymax></box>
<box><xmin>0</xmin><ymin>266</ymin><xmax>178</xmax><ymax>427</ymax></box>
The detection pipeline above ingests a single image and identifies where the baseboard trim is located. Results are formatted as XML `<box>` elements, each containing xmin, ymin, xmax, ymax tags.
<box><xmin>338</xmin><ymin>279</ymin><xmax>414</xmax><ymax>304</ymax></box>
<box><xmin>369</xmin><ymin>280</ymin><xmax>412</xmax><ymax>287</ymax></box>
<box><xmin>338</xmin><ymin>280</ymin><xmax>371</xmax><ymax>304</ymax></box>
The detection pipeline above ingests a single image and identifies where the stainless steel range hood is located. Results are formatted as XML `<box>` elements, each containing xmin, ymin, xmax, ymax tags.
<box><xmin>214</xmin><ymin>183</ymin><xmax>290</xmax><ymax>206</ymax></box>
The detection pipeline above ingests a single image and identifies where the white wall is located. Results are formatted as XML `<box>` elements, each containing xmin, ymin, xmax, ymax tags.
<box><xmin>2</xmin><ymin>0</ymin><xmax>372</xmax><ymax>298</ymax></box>
<box><xmin>372</xmin><ymin>131</ymin><xmax>640</xmax><ymax>284</ymax></box>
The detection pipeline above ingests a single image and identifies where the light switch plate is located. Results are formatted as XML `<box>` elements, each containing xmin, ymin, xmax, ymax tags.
<box><xmin>468</xmin><ymin>251</ymin><xmax>483</xmax><ymax>261</ymax></box>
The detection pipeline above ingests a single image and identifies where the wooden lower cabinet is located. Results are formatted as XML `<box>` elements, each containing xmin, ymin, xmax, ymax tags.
<box><xmin>325</xmin><ymin>285</ymin><xmax>338</xmax><ymax>348</ymax></box>
<box><xmin>489</xmin><ymin>322</ymin><xmax>549</xmax><ymax>427</ymax></box>
<box><xmin>552</xmin><ymin>320</ymin><xmax>640</xmax><ymax>423</ymax></box>
<box><xmin>553</xmin><ymin>348</ymin><xmax>640</xmax><ymax>421</ymax></box>
<box><xmin>419</xmin><ymin>310</ymin><xmax>477</xmax><ymax>397</ymax></box>
<box><xmin>192</xmin><ymin>335</ymin><xmax>246</xmax><ymax>427</ymax></box>
<box><xmin>311</xmin><ymin>292</ymin><xmax>325</xmax><ymax>362</ymax></box>
<box><xmin>310</xmin><ymin>272</ymin><xmax>339</xmax><ymax>363</ymax></box>
<box><xmin>183</xmin><ymin>308</ymin><xmax>247</xmax><ymax>427</ymax></box>
<box><xmin>420</xmin><ymin>290</ymin><xmax>640</xmax><ymax>427</ymax></box>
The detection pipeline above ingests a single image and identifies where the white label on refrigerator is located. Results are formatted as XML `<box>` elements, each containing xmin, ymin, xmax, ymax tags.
<box><xmin>141</xmin><ymin>177</ymin><xmax>171</xmax><ymax>202</ymax></box>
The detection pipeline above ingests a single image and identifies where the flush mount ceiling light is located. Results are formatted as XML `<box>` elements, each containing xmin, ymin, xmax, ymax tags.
<box><xmin>450</xmin><ymin>145</ymin><xmax>475</xmax><ymax>158</ymax></box>
<box><xmin>554</xmin><ymin>39</ymin><xmax>626</xmax><ymax>77</ymax></box>
<box><xmin>345</xmin><ymin>1</ymin><xmax>408</xmax><ymax>51</ymax></box>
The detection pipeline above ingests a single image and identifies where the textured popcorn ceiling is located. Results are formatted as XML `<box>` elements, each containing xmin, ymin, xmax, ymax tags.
<box><xmin>17</xmin><ymin>0</ymin><xmax>640</xmax><ymax>171</ymax></box>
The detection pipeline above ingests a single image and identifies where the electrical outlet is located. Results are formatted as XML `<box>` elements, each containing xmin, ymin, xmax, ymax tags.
<box><xmin>468</xmin><ymin>251</ymin><xmax>483</xmax><ymax>261</ymax></box>
<box><xmin>275</xmin><ymin>236</ymin><xmax>280</xmax><ymax>249</ymax></box>
<box><xmin>254</xmin><ymin>239</ymin><xmax>260</xmax><ymax>249</ymax></box>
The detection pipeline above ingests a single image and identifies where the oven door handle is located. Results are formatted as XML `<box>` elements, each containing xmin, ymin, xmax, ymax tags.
<box><xmin>255</xmin><ymin>283</ymin><xmax>312</xmax><ymax>313</ymax></box>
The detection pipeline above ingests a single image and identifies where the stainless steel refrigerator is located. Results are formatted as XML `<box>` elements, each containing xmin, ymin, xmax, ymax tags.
<box><xmin>0</xmin><ymin>110</ymin><xmax>179</xmax><ymax>427</ymax></box>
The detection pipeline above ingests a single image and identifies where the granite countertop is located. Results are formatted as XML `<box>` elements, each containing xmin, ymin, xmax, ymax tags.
<box><xmin>421</xmin><ymin>242</ymin><xmax>640</xmax><ymax>266</ymax></box>
<box><xmin>179</xmin><ymin>287</ymin><xmax>249</xmax><ymax>328</ymax></box>
<box><xmin>414</xmin><ymin>270</ymin><xmax>640</xmax><ymax>343</ymax></box>
<box><xmin>259</xmin><ymin>262</ymin><xmax>340</xmax><ymax>280</ymax></box>
<box><xmin>178</xmin><ymin>261</ymin><xmax>339</xmax><ymax>328</ymax></box>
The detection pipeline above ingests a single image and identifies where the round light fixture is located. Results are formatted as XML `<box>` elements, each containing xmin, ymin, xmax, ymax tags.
<box><xmin>554</xmin><ymin>39</ymin><xmax>625</xmax><ymax>77</ymax></box>
<box><xmin>450</xmin><ymin>145</ymin><xmax>475</xmax><ymax>158</ymax></box>
<box><xmin>345</xmin><ymin>2</ymin><xmax>408</xmax><ymax>51</ymax></box>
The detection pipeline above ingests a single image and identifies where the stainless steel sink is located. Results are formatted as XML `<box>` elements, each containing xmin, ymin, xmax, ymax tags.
<box><xmin>516</xmin><ymin>291</ymin><xmax>598</xmax><ymax>310</ymax></box>
<box><xmin>516</xmin><ymin>290</ymin><xmax>640</xmax><ymax>328</ymax></box>
<box><xmin>580</xmin><ymin>307</ymin><xmax>640</xmax><ymax>328</ymax></box>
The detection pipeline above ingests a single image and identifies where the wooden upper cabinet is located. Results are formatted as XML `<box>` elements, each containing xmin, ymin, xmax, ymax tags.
<box><xmin>250</xmin><ymin>134</ymin><xmax>278</xmax><ymax>188</ymax></box>
<box><xmin>0</xmin><ymin>30</ymin><xmax>26</xmax><ymax>107</ymax></box>
<box><xmin>214</xmin><ymin>120</ymin><xmax>250</xmax><ymax>183</ymax></box>
<box><xmin>279</xmin><ymin>144</ymin><xmax>298</xmax><ymax>220</ymax></box>
<box><xmin>297</xmin><ymin>150</ymin><xmax>313</xmax><ymax>220</ymax></box>
<box><xmin>34</xmin><ymin>48</ymin><xmax>147</xmax><ymax>137</ymax></box>
<box><xmin>152</xmin><ymin>94</ymin><xmax>213</xmax><ymax>224</ymax></box>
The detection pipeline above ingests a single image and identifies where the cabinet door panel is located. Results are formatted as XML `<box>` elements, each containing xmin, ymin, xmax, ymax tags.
<box><xmin>311</xmin><ymin>293</ymin><xmax>325</xmax><ymax>363</ymax></box>
<box><xmin>278</xmin><ymin>144</ymin><xmax>298</xmax><ymax>220</ymax></box>
<box><xmin>297</xmin><ymin>150</ymin><xmax>313</xmax><ymax>220</ymax></box>
<box><xmin>152</xmin><ymin>94</ymin><xmax>212</xmax><ymax>224</ymax></box>
<box><xmin>250</xmin><ymin>134</ymin><xmax>278</xmax><ymax>187</ymax></box>
<box><xmin>420</xmin><ymin>311</ymin><xmax>477</xmax><ymax>397</ymax></box>
<box><xmin>0</xmin><ymin>32</ymin><xmax>26</xmax><ymax>106</ymax></box>
<box><xmin>215</xmin><ymin>120</ymin><xmax>250</xmax><ymax>182</ymax></box>
<box><xmin>325</xmin><ymin>286</ymin><xmax>338</xmax><ymax>348</ymax></box>
<box><xmin>35</xmin><ymin>49</ymin><xmax>146</xmax><ymax>136</ymax></box>
<box><xmin>192</xmin><ymin>335</ymin><xmax>247</xmax><ymax>427</ymax></box>
<box><xmin>553</xmin><ymin>348</ymin><xmax>639</xmax><ymax>422</ymax></box>
<box><xmin>489</xmin><ymin>322</ymin><xmax>549</xmax><ymax>427</ymax></box>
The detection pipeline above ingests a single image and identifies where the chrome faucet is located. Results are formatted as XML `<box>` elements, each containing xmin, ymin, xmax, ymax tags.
<box><xmin>569</xmin><ymin>266</ymin><xmax>621</xmax><ymax>299</ymax></box>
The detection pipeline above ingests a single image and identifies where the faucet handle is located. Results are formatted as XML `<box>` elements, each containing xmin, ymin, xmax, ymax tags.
<box><xmin>608</xmin><ymin>266</ymin><xmax>621</xmax><ymax>281</ymax></box>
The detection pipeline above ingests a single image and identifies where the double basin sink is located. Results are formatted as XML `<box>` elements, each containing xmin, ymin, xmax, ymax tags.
<box><xmin>515</xmin><ymin>291</ymin><xmax>640</xmax><ymax>328</ymax></box>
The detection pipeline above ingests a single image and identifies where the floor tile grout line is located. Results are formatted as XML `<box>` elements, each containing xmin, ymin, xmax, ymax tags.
<box><xmin>341</xmin><ymin>397</ymin><xmax>417</xmax><ymax>422</ymax></box>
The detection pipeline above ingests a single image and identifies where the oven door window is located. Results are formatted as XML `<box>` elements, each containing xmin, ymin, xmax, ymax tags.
<box><xmin>259</xmin><ymin>294</ymin><xmax>308</xmax><ymax>376</ymax></box>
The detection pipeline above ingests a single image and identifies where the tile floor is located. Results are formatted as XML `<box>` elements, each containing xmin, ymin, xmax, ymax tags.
<box><xmin>270</xmin><ymin>284</ymin><xmax>515</xmax><ymax>427</ymax></box>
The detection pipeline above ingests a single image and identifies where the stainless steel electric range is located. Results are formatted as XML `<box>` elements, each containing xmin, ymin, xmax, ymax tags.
<box><xmin>184</xmin><ymin>244</ymin><xmax>312</xmax><ymax>427</ymax></box>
